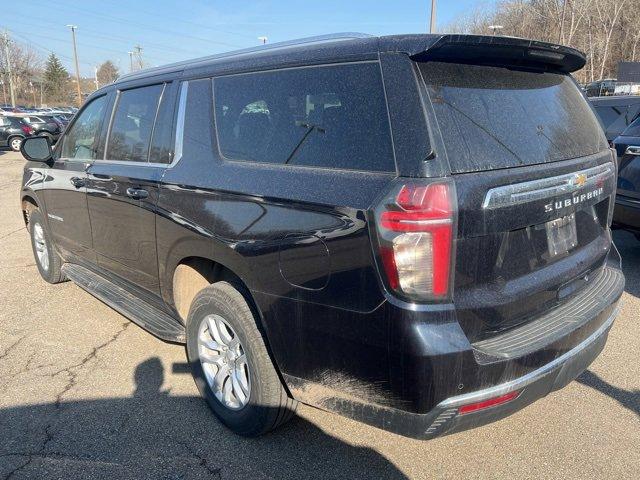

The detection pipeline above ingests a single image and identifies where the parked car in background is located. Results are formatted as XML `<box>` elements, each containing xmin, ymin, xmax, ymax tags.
<box><xmin>19</xmin><ymin>115</ymin><xmax>62</xmax><ymax>143</ymax></box>
<box><xmin>19</xmin><ymin>34</ymin><xmax>624</xmax><ymax>440</ymax></box>
<box><xmin>612</xmin><ymin>116</ymin><xmax>640</xmax><ymax>239</ymax></box>
<box><xmin>0</xmin><ymin>115</ymin><xmax>35</xmax><ymax>151</ymax></box>
<box><xmin>590</xmin><ymin>96</ymin><xmax>640</xmax><ymax>142</ymax></box>
<box><xmin>586</xmin><ymin>79</ymin><xmax>618</xmax><ymax>97</ymax></box>
<box><xmin>38</xmin><ymin>114</ymin><xmax>69</xmax><ymax>131</ymax></box>
<box><xmin>0</xmin><ymin>106</ymin><xmax>22</xmax><ymax>114</ymax></box>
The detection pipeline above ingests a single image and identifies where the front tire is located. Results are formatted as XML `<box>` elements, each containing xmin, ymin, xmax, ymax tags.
<box><xmin>186</xmin><ymin>281</ymin><xmax>297</xmax><ymax>436</ymax></box>
<box><xmin>29</xmin><ymin>209</ymin><xmax>65</xmax><ymax>284</ymax></box>
<box><xmin>9</xmin><ymin>136</ymin><xmax>23</xmax><ymax>152</ymax></box>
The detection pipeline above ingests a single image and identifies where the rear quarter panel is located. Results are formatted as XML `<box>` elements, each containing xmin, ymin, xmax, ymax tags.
<box><xmin>156</xmin><ymin>77</ymin><xmax>395</xmax><ymax>388</ymax></box>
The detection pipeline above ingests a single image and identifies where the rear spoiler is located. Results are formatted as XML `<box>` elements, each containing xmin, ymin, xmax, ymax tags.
<box><xmin>406</xmin><ymin>35</ymin><xmax>586</xmax><ymax>74</ymax></box>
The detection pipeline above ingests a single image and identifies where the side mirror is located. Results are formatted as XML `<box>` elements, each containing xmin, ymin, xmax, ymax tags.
<box><xmin>21</xmin><ymin>136</ymin><xmax>53</xmax><ymax>163</ymax></box>
<box><xmin>625</xmin><ymin>146</ymin><xmax>640</xmax><ymax>156</ymax></box>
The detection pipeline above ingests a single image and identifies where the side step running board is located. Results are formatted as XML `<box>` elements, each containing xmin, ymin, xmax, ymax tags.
<box><xmin>62</xmin><ymin>263</ymin><xmax>186</xmax><ymax>343</ymax></box>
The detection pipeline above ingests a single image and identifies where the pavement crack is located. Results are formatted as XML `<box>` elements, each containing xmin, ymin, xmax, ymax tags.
<box><xmin>1</xmin><ymin>322</ymin><xmax>131</xmax><ymax>480</ymax></box>
<box><xmin>0</xmin><ymin>335</ymin><xmax>27</xmax><ymax>361</ymax></box>
<box><xmin>175</xmin><ymin>440</ymin><xmax>222</xmax><ymax>478</ymax></box>
<box><xmin>0</xmin><ymin>227</ymin><xmax>26</xmax><ymax>242</ymax></box>
<box><xmin>50</xmin><ymin>322</ymin><xmax>131</xmax><ymax>405</ymax></box>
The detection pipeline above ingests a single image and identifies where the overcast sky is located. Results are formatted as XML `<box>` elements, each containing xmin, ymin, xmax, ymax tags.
<box><xmin>3</xmin><ymin>0</ymin><xmax>496</xmax><ymax>77</ymax></box>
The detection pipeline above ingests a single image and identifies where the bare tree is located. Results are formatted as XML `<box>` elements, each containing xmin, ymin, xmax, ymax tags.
<box><xmin>444</xmin><ymin>0</ymin><xmax>639</xmax><ymax>83</ymax></box>
<box><xmin>0</xmin><ymin>38</ymin><xmax>43</xmax><ymax>105</ymax></box>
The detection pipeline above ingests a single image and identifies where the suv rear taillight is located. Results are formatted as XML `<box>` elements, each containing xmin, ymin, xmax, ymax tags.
<box><xmin>373</xmin><ymin>180</ymin><xmax>456</xmax><ymax>302</ymax></box>
<box><xmin>21</xmin><ymin>125</ymin><xmax>33</xmax><ymax>135</ymax></box>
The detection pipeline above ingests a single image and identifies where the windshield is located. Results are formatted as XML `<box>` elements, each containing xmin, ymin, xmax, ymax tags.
<box><xmin>418</xmin><ymin>62</ymin><xmax>608</xmax><ymax>173</ymax></box>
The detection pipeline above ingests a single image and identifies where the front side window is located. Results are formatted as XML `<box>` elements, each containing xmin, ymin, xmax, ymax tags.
<box><xmin>61</xmin><ymin>95</ymin><xmax>107</xmax><ymax>160</ymax></box>
<box><xmin>213</xmin><ymin>63</ymin><xmax>395</xmax><ymax>172</ymax></box>
<box><xmin>106</xmin><ymin>84</ymin><xmax>163</xmax><ymax>162</ymax></box>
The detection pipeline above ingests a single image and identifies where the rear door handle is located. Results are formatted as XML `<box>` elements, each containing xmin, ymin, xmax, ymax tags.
<box><xmin>70</xmin><ymin>177</ymin><xmax>85</xmax><ymax>188</ymax></box>
<box><xmin>625</xmin><ymin>146</ymin><xmax>640</xmax><ymax>156</ymax></box>
<box><xmin>126</xmin><ymin>187</ymin><xmax>149</xmax><ymax>200</ymax></box>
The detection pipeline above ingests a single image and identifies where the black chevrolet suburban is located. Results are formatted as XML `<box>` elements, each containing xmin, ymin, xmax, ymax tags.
<box><xmin>19</xmin><ymin>34</ymin><xmax>624</xmax><ymax>439</ymax></box>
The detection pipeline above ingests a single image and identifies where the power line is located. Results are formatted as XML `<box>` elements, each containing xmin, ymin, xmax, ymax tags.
<box><xmin>1</xmin><ymin>28</ymin><xmax>85</xmax><ymax>66</ymax></box>
<box><xmin>6</xmin><ymin>16</ymin><xmax>210</xmax><ymax>57</ymax></box>
<box><xmin>3</xmin><ymin>27</ymin><xmax>163</xmax><ymax>71</ymax></box>
<box><xmin>51</xmin><ymin>3</ymin><xmax>244</xmax><ymax>48</ymax></box>
<box><xmin>99</xmin><ymin>0</ymin><xmax>258</xmax><ymax>41</ymax></box>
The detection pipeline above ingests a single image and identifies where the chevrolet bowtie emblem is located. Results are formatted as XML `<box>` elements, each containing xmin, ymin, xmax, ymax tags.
<box><xmin>573</xmin><ymin>173</ymin><xmax>587</xmax><ymax>188</ymax></box>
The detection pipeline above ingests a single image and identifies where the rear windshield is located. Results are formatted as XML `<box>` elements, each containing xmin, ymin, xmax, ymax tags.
<box><xmin>418</xmin><ymin>62</ymin><xmax>607</xmax><ymax>173</ymax></box>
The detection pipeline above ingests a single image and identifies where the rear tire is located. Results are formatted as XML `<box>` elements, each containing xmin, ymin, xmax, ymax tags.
<box><xmin>9</xmin><ymin>136</ymin><xmax>23</xmax><ymax>152</ymax></box>
<box><xmin>29</xmin><ymin>209</ymin><xmax>65</xmax><ymax>284</ymax></box>
<box><xmin>186</xmin><ymin>281</ymin><xmax>297</xmax><ymax>436</ymax></box>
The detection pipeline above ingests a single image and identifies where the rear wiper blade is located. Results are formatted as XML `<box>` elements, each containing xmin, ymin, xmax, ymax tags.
<box><xmin>283</xmin><ymin>121</ymin><xmax>325</xmax><ymax>165</ymax></box>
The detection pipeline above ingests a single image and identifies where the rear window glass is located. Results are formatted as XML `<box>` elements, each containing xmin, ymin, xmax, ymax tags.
<box><xmin>213</xmin><ymin>63</ymin><xmax>395</xmax><ymax>172</ymax></box>
<box><xmin>419</xmin><ymin>62</ymin><xmax>607</xmax><ymax>174</ymax></box>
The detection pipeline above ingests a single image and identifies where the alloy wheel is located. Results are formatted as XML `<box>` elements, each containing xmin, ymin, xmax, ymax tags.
<box><xmin>33</xmin><ymin>223</ymin><xmax>49</xmax><ymax>272</ymax></box>
<box><xmin>198</xmin><ymin>314</ymin><xmax>251</xmax><ymax>410</ymax></box>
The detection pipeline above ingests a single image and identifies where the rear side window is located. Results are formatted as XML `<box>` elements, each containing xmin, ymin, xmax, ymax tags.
<box><xmin>106</xmin><ymin>84</ymin><xmax>163</xmax><ymax>162</ymax></box>
<box><xmin>419</xmin><ymin>62</ymin><xmax>607</xmax><ymax>173</ymax></box>
<box><xmin>213</xmin><ymin>63</ymin><xmax>395</xmax><ymax>172</ymax></box>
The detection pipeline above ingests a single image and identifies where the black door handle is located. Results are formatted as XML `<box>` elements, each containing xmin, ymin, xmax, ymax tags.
<box><xmin>126</xmin><ymin>187</ymin><xmax>149</xmax><ymax>200</ymax></box>
<box><xmin>70</xmin><ymin>177</ymin><xmax>85</xmax><ymax>188</ymax></box>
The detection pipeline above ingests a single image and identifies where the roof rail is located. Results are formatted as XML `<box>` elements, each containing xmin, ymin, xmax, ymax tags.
<box><xmin>118</xmin><ymin>32</ymin><xmax>373</xmax><ymax>81</ymax></box>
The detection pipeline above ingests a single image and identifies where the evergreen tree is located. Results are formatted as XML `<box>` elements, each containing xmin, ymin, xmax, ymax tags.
<box><xmin>43</xmin><ymin>53</ymin><xmax>70</xmax><ymax>104</ymax></box>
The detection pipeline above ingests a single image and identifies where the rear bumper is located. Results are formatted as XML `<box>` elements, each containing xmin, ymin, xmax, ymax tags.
<box><xmin>420</xmin><ymin>305</ymin><xmax>617</xmax><ymax>438</ymax></box>
<box><xmin>283</xmin><ymin>302</ymin><xmax>619</xmax><ymax>440</ymax></box>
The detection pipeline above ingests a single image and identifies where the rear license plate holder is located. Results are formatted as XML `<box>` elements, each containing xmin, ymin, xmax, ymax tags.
<box><xmin>546</xmin><ymin>213</ymin><xmax>577</xmax><ymax>258</ymax></box>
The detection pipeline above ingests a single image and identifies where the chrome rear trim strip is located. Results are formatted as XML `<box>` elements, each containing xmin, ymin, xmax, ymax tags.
<box><xmin>482</xmin><ymin>163</ymin><xmax>615</xmax><ymax>210</ymax></box>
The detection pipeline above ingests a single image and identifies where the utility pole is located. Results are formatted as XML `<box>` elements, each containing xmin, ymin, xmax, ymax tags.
<box><xmin>429</xmin><ymin>0</ymin><xmax>437</xmax><ymax>34</ymax></box>
<box><xmin>2</xmin><ymin>31</ymin><xmax>16</xmax><ymax>107</ymax></box>
<box><xmin>94</xmin><ymin>65</ymin><xmax>99</xmax><ymax>90</ymax></box>
<box><xmin>66</xmin><ymin>25</ymin><xmax>83</xmax><ymax>107</ymax></box>
<box><xmin>29</xmin><ymin>81</ymin><xmax>36</xmax><ymax>107</ymax></box>
<box><xmin>133</xmin><ymin>45</ymin><xmax>143</xmax><ymax>70</ymax></box>
<box><xmin>0</xmin><ymin>80</ymin><xmax>6</xmax><ymax>106</ymax></box>
<box><xmin>258</xmin><ymin>36</ymin><xmax>268</xmax><ymax>45</ymax></box>
<box><xmin>128</xmin><ymin>51</ymin><xmax>134</xmax><ymax>73</ymax></box>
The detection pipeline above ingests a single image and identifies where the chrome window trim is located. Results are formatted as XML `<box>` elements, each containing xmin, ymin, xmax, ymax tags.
<box><xmin>482</xmin><ymin>163</ymin><xmax>615</xmax><ymax>210</ymax></box>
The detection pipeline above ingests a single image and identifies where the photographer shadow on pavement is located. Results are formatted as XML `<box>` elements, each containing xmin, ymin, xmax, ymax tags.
<box><xmin>0</xmin><ymin>357</ymin><xmax>409</xmax><ymax>480</ymax></box>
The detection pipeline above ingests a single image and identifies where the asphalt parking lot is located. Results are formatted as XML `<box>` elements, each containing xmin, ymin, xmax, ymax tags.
<box><xmin>0</xmin><ymin>148</ymin><xmax>638</xmax><ymax>480</ymax></box>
